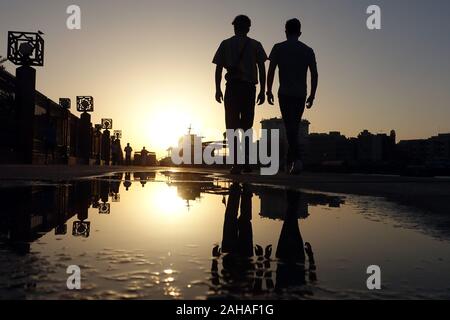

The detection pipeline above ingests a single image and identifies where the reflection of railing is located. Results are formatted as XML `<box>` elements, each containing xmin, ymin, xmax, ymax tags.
<box><xmin>0</xmin><ymin>177</ymin><xmax>122</xmax><ymax>253</ymax></box>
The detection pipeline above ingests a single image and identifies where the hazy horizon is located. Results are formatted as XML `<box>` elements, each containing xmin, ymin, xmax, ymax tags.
<box><xmin>1</xmin><ymin>0</ymin><xmax>450</xmax><ymax>157</ymax></box>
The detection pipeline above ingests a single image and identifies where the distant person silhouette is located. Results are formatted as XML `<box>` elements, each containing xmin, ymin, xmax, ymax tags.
<box><xmin>267</xmin><ymin>18</ymin><xmax>318</xmax><ymax>174</ymax></box>
<box><xmin>213</xmin><ymin>15</ymin><xmax>267</xmax><ymax>174</ymax></box>
<box><xmin>124</xmin><ymin>143</ymin><xmax>133</xmax><ymax>166</ymax></box>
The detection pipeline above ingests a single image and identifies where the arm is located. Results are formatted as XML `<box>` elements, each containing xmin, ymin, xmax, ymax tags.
<box><xmin>257</xmin><ymin>61</ymin><xmax>266</xmax><ymax>105</ymax></box>
<box><xmin>215</xmin><ymin>65</ymin><xmax>223</xmax><ymax>103</ymax></box>
<box><xmin>266</xmin><ymin>60</ymin><xmax>277</xmax><ymax>105</ymax></box>
<box><xmin>307</xmin><ymin>53</ymin><xmax>318</xmax><ymax>109</ymax></box>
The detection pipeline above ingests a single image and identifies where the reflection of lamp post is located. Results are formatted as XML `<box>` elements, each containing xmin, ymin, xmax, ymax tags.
<box><xmin>55</xmin><ymin>224</ymin><xmax>68</xmax><ymax>235</ymax></box>
<box><xmin>72</xmin><ymin>220</ymin><xmax>91</xmax><ymax>237</ymax></box>
<box><xmin>111</xmin><ymin>193</ymin><xmax>120</xmax><ymax>202</ymax></box>
<box><xmin>76</xmin><ymin>96</ymin><xmax>94</xmax><ymax>164</ymax></box>
<box><xmin>7</xmin><ymin>31</ymin><xmax>45</xmax><ymax>163</ymax></box>
<box><xmin>99</xmin><ymin>202</ymin><xmax>111</xmax><ymax>214</ymax></box>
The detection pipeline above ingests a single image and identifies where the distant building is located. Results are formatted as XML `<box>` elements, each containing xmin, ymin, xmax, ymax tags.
<box><xmin>356</xmin><ymin>129</ymin><xmax>396</xmax><ymax>163</ymax></box>
<box><xmin>260</xmin><ymin>118</ymin><xmax>310</xmax><ymax>169</ymax></box>
<box><xmin>305</xmin><ymin>131</ymin><xmax>356</xmax><ymax>165</ymax></box>
<box><xmin>164</xmin><ymin>128</ymin><xmax>227</xmax><ymax>167</ymax></box>
<box><xmin>426</xmin><ymin>134</ymin><xmax>450</xmax><ymax>163</ymax></box>
<box><xmin>398</xmin><ymin>133</ymin><xmax>450</xmax><ymax>166</ymax></box>
<box><xmin>397</xmin><ymin>139</ymin><xmax>427</xmax><ymax>165</ymax></box>
<box><xmin>166</xmin><ymin>130</ymin><xmax>203</xmax><ymax>166</ymax></box>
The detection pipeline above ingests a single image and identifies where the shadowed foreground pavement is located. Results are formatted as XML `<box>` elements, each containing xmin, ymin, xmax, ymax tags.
<box><xmin>1</xmin><ymin>165</ymin><xmax>449</xmax><ymax>213</ymax></box>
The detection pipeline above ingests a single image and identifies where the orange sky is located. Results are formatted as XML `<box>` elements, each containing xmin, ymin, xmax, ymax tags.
<box><xmin>1</xmin><ymin>0</ymin><xmax>450</xmax><ymax>157</ymax></box>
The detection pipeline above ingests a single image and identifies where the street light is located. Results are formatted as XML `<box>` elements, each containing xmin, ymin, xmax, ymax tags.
<box><xmin>99</xmin><ymin>202</ymin><xmax>111</xmax><ymax>214</ymax></box>
<box><xmin>101</xmin><ymin>118</ymin><xmax>113</xmax><ymax>130</ymax></box>
<box><xmin>7</xmin><ymin>31</ymin><xmax>45</xmax><ymax>66</ymax></box>
<box><xmin>8</xmin><ymin>31</ymin><xmax>45</xmax><ymax>163</ymax></box>
<box><xmin>72</xmin><ymin>220</ymin><xmax>91</xmax><ymax>238</ymax></box>
<box><xmin>59</xmin><ymin>98</ymin><xmax>71</xmax><ymax>109</ymax></box>
<box><xmin>76</xmin><ymin>96</ymin><xmax>94</xmax><ymax>113</ymax></box>
<box><xmin>113</xmin><ymin>130</ymin><xmax>122</xmax><ymax>139</ymax></box>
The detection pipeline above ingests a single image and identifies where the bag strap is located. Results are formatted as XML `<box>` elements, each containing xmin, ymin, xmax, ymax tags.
<box><xmin>235</xmin><ymin>38</ymin><xmax>250</xmax><ymax>66</ymax></box>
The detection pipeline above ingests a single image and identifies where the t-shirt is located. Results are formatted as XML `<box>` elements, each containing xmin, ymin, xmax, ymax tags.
<box><xmin>269</xmin><ymin>39</ymin><xmax>317</xmax><ymax>97</ymax></box>
<box><xmin>213</xmin><ymin>35</ymin><xmax>267</xmax><ymax>84</ymax></box>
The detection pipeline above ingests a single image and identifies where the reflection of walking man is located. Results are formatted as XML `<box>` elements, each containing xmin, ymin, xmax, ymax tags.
<box><xmin>267</xmin><ymin>19</ymin><xmax>318</xmax><ymax>174</ymax></box>
<box><xmin>221</xmin><ymin>183</ymin><xmax>253</xmax><ymax>257</ymax></box>
<box><xmin>211</xmin><ymin>183</ymin><xmax>255</xmax><ymax>293</ymax></box>
<box><xmin>213</xmin><ymin>15</ymin><xmax>267</xmax><ymax>174</ymax></box>
<box><xmin>275</xmin><ymin>190</ymin><xmax>317</xmax><ymax>292</ymax></box>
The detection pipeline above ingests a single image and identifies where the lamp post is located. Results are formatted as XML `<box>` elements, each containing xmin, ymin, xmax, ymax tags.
<box><xmin>59</xmin><ymin>98</ymin><xmax>71</xmax><ymax>163</ymax></box>
<box><xmin>7</xmin><ymin>31</ymin><xmax>45</xmax><ymax>163</ymax></box>
<box><xmin>94</xmin><ymin>124</ymin><xmax>102</xmax><ymax>165</ymax></box>
<box><xmin>76</xmin><ymin>96</ymin><xmax>94</xmax><ymax>164</ymax></box>
<box><xmin>113</xmin><ymin>130</ymin><xmax>122</xmax><ymax>140</ymax></box>
<box><xmin>101</xmin><ymin>118</ymin><xmax>113</xmax><ymax>165</ymax></box>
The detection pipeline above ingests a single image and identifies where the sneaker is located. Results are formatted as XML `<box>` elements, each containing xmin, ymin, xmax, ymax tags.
<box><xmin>289</xmin><ymin>160</ymin><xmax>303</xmax><ymax>175</ymax></box>
<box><xmin>230</xmin><ymin>165</ymin><xmax>242</xmax><ymax>175</ymax></box>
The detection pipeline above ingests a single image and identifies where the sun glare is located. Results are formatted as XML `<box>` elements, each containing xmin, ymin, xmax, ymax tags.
<box><xmin>151</xmin><ymin>185</ymin><xmax>186</xmax><ymax>216</ymax></box>
<box><xmin>146</xmin><ymin>106</ymin><xmax>196</xmax><ymax>155</ymax></box>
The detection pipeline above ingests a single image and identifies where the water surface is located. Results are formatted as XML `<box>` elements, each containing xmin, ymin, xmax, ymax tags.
<box><xmin>1</xmin><ymin>170</ymin><xmax>449</xmax><ymax>299</ymax></box>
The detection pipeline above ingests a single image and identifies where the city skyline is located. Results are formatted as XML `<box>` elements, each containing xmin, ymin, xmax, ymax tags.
<box><xmin>1</xmin><ymin>0</ymin><xmax>450</xmax><ymax>157</ymax></box>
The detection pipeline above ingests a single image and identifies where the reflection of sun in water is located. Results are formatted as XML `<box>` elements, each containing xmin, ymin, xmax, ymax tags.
<box><xmin>152</xmin><ymin>185</ymin><xmax>186</xmax><ymax>216</ymax></box>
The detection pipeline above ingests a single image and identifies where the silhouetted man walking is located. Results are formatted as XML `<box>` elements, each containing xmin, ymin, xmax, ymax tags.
<box><xmin>267</xmin><ymin>18</ymin><xmax>318</xmax><ymax>174</ymax></box>
<box><xmin>213</xmin><ymin>15</ymin><xmax>267</xmax><ymax>174</ymax></box>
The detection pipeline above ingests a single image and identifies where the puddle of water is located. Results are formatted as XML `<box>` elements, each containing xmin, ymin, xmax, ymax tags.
<box><xmin>1</xmin><ymin>171</ymin><xmax>450</xmax><ymax>300</ymax></box>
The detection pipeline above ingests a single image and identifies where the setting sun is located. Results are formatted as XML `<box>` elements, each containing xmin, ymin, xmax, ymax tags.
<box><xmin>145</xmin><ymin>103</ymin><xmax>203</xmax><ymax>157</ymax></box>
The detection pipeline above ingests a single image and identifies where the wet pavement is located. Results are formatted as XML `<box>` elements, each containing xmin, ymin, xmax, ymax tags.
<box><xmin>1</xmin><ymin>170</ymin><xmax>450</xmax><ymax>299</ymax></box>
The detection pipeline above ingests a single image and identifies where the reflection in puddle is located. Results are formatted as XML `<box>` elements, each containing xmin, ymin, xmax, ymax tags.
<box><xmin>211</xmin><ymin>184</ymin><xmax>318</xmax><ymax>299</ymax></box>
<box><xmin>0</xmin><ymin>171</ymin><xmax>450</xmax><ymax>299</ymax></box>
